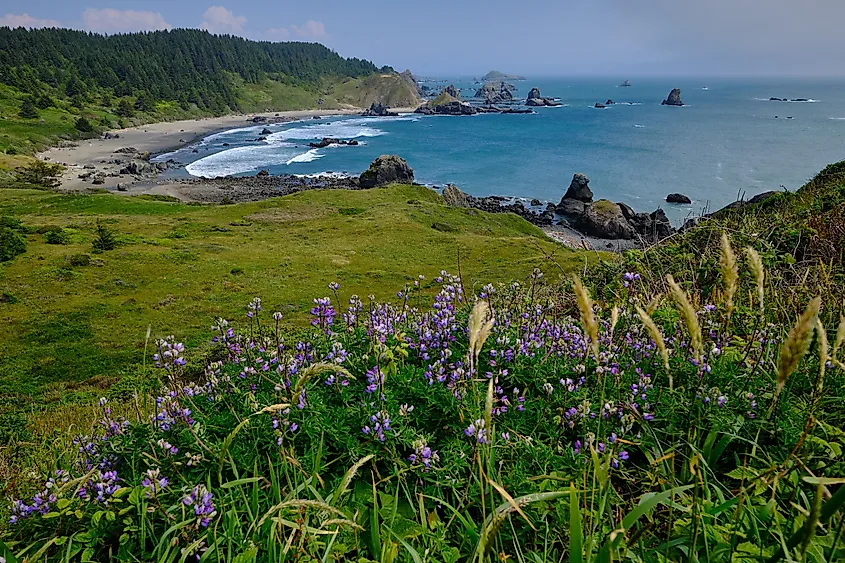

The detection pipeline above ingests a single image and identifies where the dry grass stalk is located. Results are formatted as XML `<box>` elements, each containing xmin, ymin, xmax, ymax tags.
<box><xmin>832</xmin><ymin>314</ymin><xmax>845</xmax><ymax>361</ymax></box>
<box><xmin>573</xmin><ymin>276</ymin><xmax>599</xmax><ymax>361</ymax></box>
<box><xmin>636</xmin><ymin>305</ymin><xmax>672</xmax><ymax>390</ymax></box>
<box><xmin>776</xmin><ymin>296</ymin><xmax>821</xmax><ymax>400</ymax></box>
<box><xmin>610</xmin><ymin>306</ymin><xmax>619</xmax><ymax>335</ymax></box>
<box><xmin>719</xmin><ymin>233</ymin><xmax>739</xmax><ymax>320</ymax></box>
<box><xmin>646</xmin><ymin>293</ymin><xmax>662</xmax><ymax>315</ymax></box>
<box><xmin>746</xmin><ymin>247</ymin><xmax>765</xmax><ymax>313</ymax></box>
<box><xmin>815</xmin><ymin>318</ymin><xmax>829</xmax><ymax>399</ymax></box>
<box><xmin>666</xmin><ymin>275</ymin><xmax>703</xmax><ymax>362</ymax></box>
<box><xmin>469</xmin><ymin>300</ymin><xmax>495</xmax><ymax>370</ymax></box>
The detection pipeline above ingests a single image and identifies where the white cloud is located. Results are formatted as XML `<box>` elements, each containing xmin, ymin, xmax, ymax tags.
<box><xmin>0</xmin><ymin>13</ymin><xmax>62</xmax><ymax>28</ymax></box>
<box><xmin>265</xmin><ymin>20</ymin><xmax>328</xmax><ymax>41</ymax></box>
<box><xmin>201</xmin><ymin>6</ymin><xmax>247</xmax><ymax>35</ymax></box>
<box><xmin>82</xmin><ymin>9</ymin><xmax>171</xmax><ymax>33</ymax></box>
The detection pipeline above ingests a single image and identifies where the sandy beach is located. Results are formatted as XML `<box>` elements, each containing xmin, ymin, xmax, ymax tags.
<box><xmin>38</xmin><ymin>107</ymin><xmax>416</xmax><ymax>195</ymax></box>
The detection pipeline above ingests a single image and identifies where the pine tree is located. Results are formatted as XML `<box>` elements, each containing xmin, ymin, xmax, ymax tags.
<box><xmin>92</xmin><ymin>222</ymin><xmax>117</xmax><ymax>251</ymax></box>
<box><xmin>74</xmin><ymin>116</ymin><xmax>94</xmax><ymax>132</ymax></box>
<box><xmin>116</xmin><ymin>98</ymin><xmax>134</xmax><ymax>117</ymax></box>
<box><xmin>19</xmin><ymin>97</ymin><xmax>38</xmax><ymax>119</ymax></box>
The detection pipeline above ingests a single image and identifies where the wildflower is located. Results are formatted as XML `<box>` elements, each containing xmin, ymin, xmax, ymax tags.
<box><xmin>399</xmin><ymin>404</ymin><xmax>414</xmax><ymax>416</ymax></box>
<box><xmin>622</xmin><ymin>272</ymin><xmax>641</xmax><ymax>288</ymax></box>
<box><xmin>182</xmin><ymin>485</ymin><xmax>217</xmax><ymax>528</ymax></box>
<box><xmin>408</xmin><ymin>440</ymin><xmax>440</xmax><ymax>471</ymax></box>
<box><xmin>157</xmin><ymin>439</ymin><xmax>178</xmax><ymax>455</ymax></box>
<box><xmin>464</xmin><ymin>419</ymin><xmax>490</xmax><ymax>445</ymax></box>
<box><xmin>141</xmin><ymin>468</ymin><xmax>169</xmax><ymax>497</ymax></box>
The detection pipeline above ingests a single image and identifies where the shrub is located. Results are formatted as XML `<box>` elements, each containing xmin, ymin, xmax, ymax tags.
<box><xmin>92</xmin><ymin>222</ymin><xmax>117</xmax><ymax>251</ymax></box>
<box><xmin>14</xmin><ymin>160</ymin><xmax>64</xmax><ymax>188</ymax></box>
<box><xmin>74</xmin><ymin>116</ymin><xmax>94</xmax><ymax>133</ymax></box>
<box><xmin>0</xmin><ymin>226</ymin><xmax>26</xmax><ymax>262</ymax></box>
<box><xmin>6</xmin><ymin>245</ymin><xmax>845</xmax><ymax>562</ymax></box>
<box><xmin>68</xmin><ymin>253</ymin><xmax>91</xmax><ymax>267</ymax></box>
<box><xmin>44</xmin><ymin>228</ymin><xmax>70</xmax><ymax>245</ymax></box>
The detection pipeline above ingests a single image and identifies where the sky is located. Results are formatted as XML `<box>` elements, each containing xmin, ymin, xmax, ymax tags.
<box><xmin>1</xmin><ymin>0</ymin><xmax>844</xmax><ymax>77</ymax></box>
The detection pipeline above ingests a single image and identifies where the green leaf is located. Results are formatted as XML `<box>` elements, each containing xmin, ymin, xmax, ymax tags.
<box><xmin>570</xmin><ymin>484</ymin><xmax>583</xmax><ymax>563</ymax></box>
<box><xmin>232</xmin><ymin>547</ymin><xmax>258</xmax><ymax>563</ymax></box>
<box><xmin>220</xmin><ymin>477</ymin><xmax>263</xmax><ymax>489</ymax></box>
<box><xmin>57</xmin><ymin>498</ymin><xmax>72</xmax><ymax>510</ymax></box>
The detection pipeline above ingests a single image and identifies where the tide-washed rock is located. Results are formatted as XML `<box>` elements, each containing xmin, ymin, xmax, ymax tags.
<box><xmin>256</xmin><ymin>169</ymin><xmax>269</xmax><ymax>177</ymax></box>
<box><xmin>359</xmin><ymin>155</ymin><xmax>414</xmax><ymax>188</ymax></box>
<box><xmin>526</xmin><ymin>87</ymin><xmax>561</xmax><ymax>107</ymax></box>
<box><xmin>666</xmin><ymin>193</ymin><xmax>692</xmax><ymax>204</ymax></box>
<box><xmin>362</xmin><ymin>102</ymin><xmax>398</xmax><ymax>117</ymax></box>
<box><xmin>662</xmin><ymin>88</ymin><xmax>684</xmax><ymax>106</ymax></box>
<box><xmin>308</xmin><ymin>138</ymin><xmax>359</xmax><ymax>148</ymax></box>
<box><xmin>103</xmin><ymin>132</ymin><xmax>120</xmax><ymax>139</ymax></box>
<box><xmin>559</xmin><ymin>173</ymin><xmax>594</xmax><ymax>203</ymax></box>
<box><xmin>595</xmin><ymin>102</ymin><xmax>606</xmax><ymax>109</ymax></box>
<box><xmin>416</xmin><ymin>100</ymin><xmax>477</xmax><ymax>116</ymax></box>
<box><xmin>119</xmin><ymin>160</ymin><xmax>156</xmax><ymax>176</ymax></box>
<box><xmin>261</xmin><ymin>128</ymin><xmax>272</xmax><ymax>135</ymax></box>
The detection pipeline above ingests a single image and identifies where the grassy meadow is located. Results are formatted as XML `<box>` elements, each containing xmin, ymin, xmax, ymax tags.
<box><xmin>1</xmin><ymin>158</ymin><xmax>845</xmax><ymax>561</ymax></box>
<box><xmin>0</xmin><ymin>184</ymin><xmax>583</xmax><ymax>419</ymax></box>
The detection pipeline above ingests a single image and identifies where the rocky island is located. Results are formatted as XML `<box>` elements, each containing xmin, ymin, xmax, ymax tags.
<box><xmin>662</xmin><ymin>88</ymin><xmax>684</xmax><ymax>106</ymax></box>
<box><xmin>525</xmin><ymin>88</ymin><xmax>562</xmax><ymax>107</ymax></box>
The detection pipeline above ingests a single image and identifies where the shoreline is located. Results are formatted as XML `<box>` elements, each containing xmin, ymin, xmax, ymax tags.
<box><xmin>34</xmin><ymin>106</ymin><xmax>678</xmax><ymax>252</ymax></box>
<box><xmin>38</xmin><ymin>107</ymin><xmax>417</xmax><ymax>195</ymax></box>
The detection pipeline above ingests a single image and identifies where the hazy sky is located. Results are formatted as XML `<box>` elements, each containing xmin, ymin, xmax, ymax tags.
<box><xmin>1</xmin><ymin>0</ymin><xmax>843</xmax><ymax>76</ymax></box>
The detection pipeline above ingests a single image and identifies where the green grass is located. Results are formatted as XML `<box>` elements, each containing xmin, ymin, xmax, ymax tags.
<box><xmin>0</xmin><ymin>184</ymin><xmax>585</xmax><ymax>411</ymax></box>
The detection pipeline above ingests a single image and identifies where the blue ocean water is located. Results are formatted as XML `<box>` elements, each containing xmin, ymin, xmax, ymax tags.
<box><xmin>157</xmin><ymin>78</ymin><xmax>845</xmax><ymax>222</ymax></box>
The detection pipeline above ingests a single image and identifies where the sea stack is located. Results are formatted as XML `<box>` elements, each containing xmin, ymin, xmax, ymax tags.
<box><xmin>526</xmin><ymin>87</ymin><xmax>561</xmax><ymax>107</ymax></box>
<box><xmin>662</xmin><ymin>88</ymin><xmax>684</xmax><ymax>106</ymax></box>
<box><xmin>620</xmin><ymin>80</ymin><xmax>632</xmax><ymax>87</ymax></box>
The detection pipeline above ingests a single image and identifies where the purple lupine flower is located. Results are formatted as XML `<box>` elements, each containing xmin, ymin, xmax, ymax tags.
<box><xmin>465</xmin><ymin>419</ymin><xmax>490</xmax><ymax>445</ymax></box>
<box><xmin>182</xmin><ymin>485</ymin><xmax>217</xmax><ymax>528</ymax></box>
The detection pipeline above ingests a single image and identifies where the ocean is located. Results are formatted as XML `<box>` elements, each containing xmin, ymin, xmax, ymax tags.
<box><xmin>156</xmin><ymin>78</ymin><xmax>845</xmax><ymax>223</ymax></box>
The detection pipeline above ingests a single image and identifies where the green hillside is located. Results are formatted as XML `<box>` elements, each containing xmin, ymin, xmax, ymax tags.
<box><xmin>0</xmin><ymin>28</ymin><xmax>421</xmax><ymax>161</ymax></box>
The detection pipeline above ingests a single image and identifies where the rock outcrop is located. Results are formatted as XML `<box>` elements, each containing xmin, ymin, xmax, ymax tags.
<box><xmin>444</xmin><ymin>85</ymin><xmax>460</xmax><ymax>99</ymax></box>
<box><xmin>399</xmin><ymin>70</ymin><xmax>424</xmax><ymax>98</ymax></box>
<box><xmin>619</xmin><ymin>80</ymin><xmax>631</xmax><ymax>87</ymax></box>
<box><xmin>662</xmin><ymin>88</ymin><xmax>684</xmax><ymax>106</ymax></box>
<box><xmin>359</xmin><ymin>155</ymin><xmax>414</xmax><ymax>188</ymax></box>
<box><xmin>474</xmin><ymin>81</ymin><xmax>515</xmax><ymax>104</ymax></box>
<box><xmin>308</xmin><ymin>138</ymin><xmax>359</xmax><ymax>148</ymax></box>
<box><xmin>595</xmin><ymin>103</ymin><xmax>606</xmax><ymax>109</ymax></box>
<box><xmin>415</xmin><ymin>88</ymin><xmax>477</xmax><ymax>115</ymax></box>
<box><xmin>361</xmin><ymin>102</ymin><xmax>398</xmax><ymax>117</ymax></box>
<box><xmin>526</xmin><ymin>88</ymin><xmax>561</xmax><ymax>107</ymax></box>
<box><xmin>260</xmin><ymin>128</ymin><xmax>272</xmax><ymax>135</ymax></box>
<box><xmin>554</xmin><ymin>173</ymin><xmax>674</xmax><ymax>241</ymax></box>
<box><xmin>559</xmin><ymin>173</ymin><xmax>594</xmax><ymax>203</ymax></box>
<box><xmin>666</xmin><ymin>193</ymin><xmax>692</xmax><ymax>204</ymax></box>
<box><xmin>441</xmin><ymin>185</ymin><xmax>471</xmax><ymax>208</ymax></box>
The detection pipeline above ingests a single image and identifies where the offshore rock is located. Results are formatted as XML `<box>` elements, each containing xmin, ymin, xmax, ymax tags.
<box><xmin>559</xmin><ymin>173</ymin><xmax>594</xmax><ymax>203</ymax></box>
<box><xmin>666</xmin><ymin>193</ymin><xmax>692</xmax><ymax>204</ymax></box>
<box><xmin>445</xmin><ymin>85</ymin><xmax>460</xmax><ymax>99</ymax></box>
<box><xmin>359</xmin><ymin>155</ymin><xmax>414</xmax><ymax>188</ymax></box>
<box><xmin>526</xmin><ymin>87</ymin><xmax>561</xmax><ymax>107</ymax></box>
<box><xmin>662</xmin><ymin>88</ymin><xmax>684</xmax><ymax>106</ymax></box>
<box><xmin>474</xmin><ymin>81</ymin><xmax>515</xmax><ymax>104</ymax></box>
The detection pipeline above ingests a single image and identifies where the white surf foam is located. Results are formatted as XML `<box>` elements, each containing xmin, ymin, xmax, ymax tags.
<box><xmin>633</xmin><ymin>124</ymin><xmax>645</xmax><ymax>128</ymax></box>
<box><xmin>286</xmin><ymin>149</ymin><xmax>324</xmax><ymax>165</ymax></box>
<box><xmin>293</xmin><ymin>172</ymin><xmax>351</xmax><ymax>179</ymax></box>
<box><xmin>185</xmin><ymin>144</ymin><xmax>298</xmax><ymax>177</ymax></box>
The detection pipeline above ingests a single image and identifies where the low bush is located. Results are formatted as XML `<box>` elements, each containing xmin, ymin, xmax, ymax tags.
<box><xmin>5</xmin><ymin>234</ymin><xmax>845</xmax><ymax>562</ymax></box>
<box><xmin>0</xmin><ymin>226</ymin><xmax>26</xmax><ymax>262</ymax></box>
<box><xmin>44</xmin><ymin>229</ymin><xmax>70</xmax><ymax>245</ymax></box>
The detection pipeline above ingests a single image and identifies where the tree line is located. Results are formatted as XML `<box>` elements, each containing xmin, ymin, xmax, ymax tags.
<box><xmin>0</xmin><ymin>27</ymin><xmax>389</xmax><ymax>113</ymax></box>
